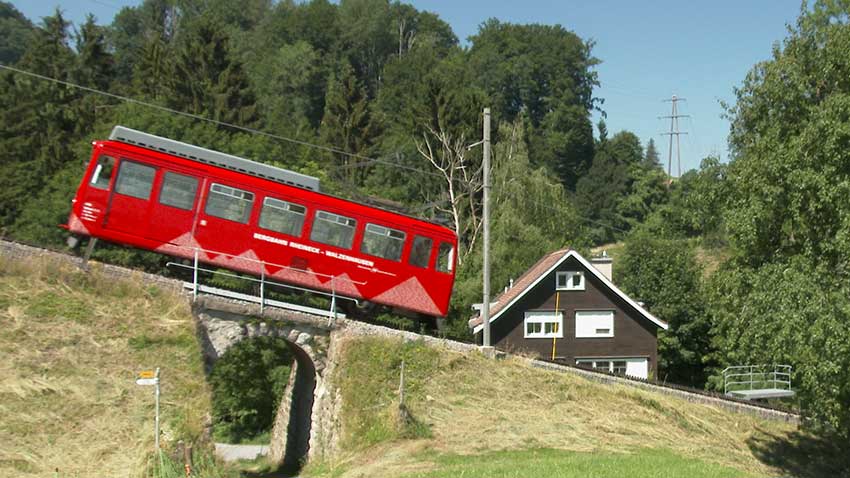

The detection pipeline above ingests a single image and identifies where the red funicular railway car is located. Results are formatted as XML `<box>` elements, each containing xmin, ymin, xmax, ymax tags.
<box><xmin>64</xmin><ymin>126</ymin><xmax>457</xmax><ymax>318</ymax></box>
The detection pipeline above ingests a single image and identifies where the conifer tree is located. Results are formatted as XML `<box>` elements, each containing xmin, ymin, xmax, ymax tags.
<box><xmin>74</xmin><ymin>15</ymin><xmax>114</xmax><ymax>91</ymax></box>
<box><xmin>644</xmin><ymin>137</ymin><xmax>660</xmax><ymax>168</ymax></box>
<box><xmin>320</xmin><ymin>60</ymin><xmax>375</xmax><ymax>185</ymax></box>
<box><xmin>169</xmin><ymin>16</ymin><xmax>257</xmax><ymax>125</ymax></box>
<box><xmin>0</xmin><ymin>10</ymin><xmax>78</xmax><ymax>227</ymax></box>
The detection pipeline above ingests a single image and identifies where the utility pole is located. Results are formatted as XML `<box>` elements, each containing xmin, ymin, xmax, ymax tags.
<box><xmin>482</xmin><ymin>108</ymin><xmax>492</xmax><ymax>349</ymax></box>
<box><xmin>659</xmin><ymin>95</ymin><xmax>689</xmax><ymax>178</ymax></box>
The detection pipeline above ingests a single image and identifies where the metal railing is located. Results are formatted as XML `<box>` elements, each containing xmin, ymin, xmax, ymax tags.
<box><xmin>722</xmin><ymin>364</ymin><xmax>792</xmax><ymax>395</ymax></box>
<box><xmin>166</xmin><ymin>246</ymin><xmax>364</xmax><ymax>320</ymax></box>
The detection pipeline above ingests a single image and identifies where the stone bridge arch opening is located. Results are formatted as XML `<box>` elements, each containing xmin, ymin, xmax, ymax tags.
<box><xmin>194</xmin><ymin>303</ymin><xmax>331</xmax><ymax>470</ymax></box>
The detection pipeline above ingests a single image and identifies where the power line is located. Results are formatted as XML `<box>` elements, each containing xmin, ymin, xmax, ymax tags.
<box><xmin>0</xmin><ymin>63</ymin><xmax>442</xmax><ymax>178</ymax></box>
<box><xmin>502</xmin><ymin>190</ymin><xmax>631</xmax><ymax>235</ymax></box>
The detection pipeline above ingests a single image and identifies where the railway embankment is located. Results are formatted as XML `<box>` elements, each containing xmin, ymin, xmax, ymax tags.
<box><xmin>4</xmin><ymin>240</ymin><xmax>838</xmax><ymax>478</ymax></box>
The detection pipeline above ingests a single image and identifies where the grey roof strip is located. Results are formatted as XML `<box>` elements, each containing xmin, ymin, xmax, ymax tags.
<box><xmin>109</xmin><ymin>126</ymin><xmax>320</xmax><ymax>192</ymax></box>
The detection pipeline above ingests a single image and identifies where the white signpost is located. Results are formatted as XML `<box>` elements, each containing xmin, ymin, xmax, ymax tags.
<box><xmin>136</xmin><ymin>368</ymin><xmax>161</xmax><ymax>451</ymax></box>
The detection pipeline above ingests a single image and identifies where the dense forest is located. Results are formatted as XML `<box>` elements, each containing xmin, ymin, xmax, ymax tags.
<box><xmin>1</xmin><ymin>0</ymin><xmax>849</xmax><ymax>441</ymax></box>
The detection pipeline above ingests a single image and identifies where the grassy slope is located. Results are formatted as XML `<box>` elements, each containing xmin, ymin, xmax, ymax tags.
<box><xmin>0</xmin><ymin>256</ymin><xmax>211</xmax><ymax>477</ymax></box>
<box><xmin>305</xmin><ymin>337</ymin><xmax>804</xmax><ymax>478</ymax></box>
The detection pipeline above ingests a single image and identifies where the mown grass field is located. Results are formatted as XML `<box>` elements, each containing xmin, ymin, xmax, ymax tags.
<box><xmin>303</xmin><ymin>337</ymin><xmax>839</xmax><ymax>478</ymax></box>
<box><xmin>0</xmin><ymin>256</ymin><xmax>215</xmax><ymax>477</ymax></box>
<box><xmin>2</xmin><ymin>253</ymin><xmax>842</xmax><ymax>478</ymax></box>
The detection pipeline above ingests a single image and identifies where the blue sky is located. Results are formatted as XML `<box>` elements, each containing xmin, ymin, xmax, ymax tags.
<box><xmin>16</xmin><ymin>0</ymin><xmax>802</xmax><ymax>174</ymax></box>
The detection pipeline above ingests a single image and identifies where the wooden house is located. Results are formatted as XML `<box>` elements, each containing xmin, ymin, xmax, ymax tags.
<box><xmin>469</xmin><ymin>249</ymin><xmax>668</xmax><ymax>379</ymax></box>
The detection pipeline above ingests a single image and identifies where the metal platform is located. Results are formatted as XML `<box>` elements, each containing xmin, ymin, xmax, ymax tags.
<box><xmin>110</xmin><ymin>126</ymin><xmax>320</xmax><ymax>192</ymax></box>
<box><xmin>723</xmin><ymin>364</ymin><xmax>795</xmax><ymax>401</ymax></box>
<box><xmin>726</xmin><ymin>388</ymin><xmax>796</xmax><ymax>401</ymax></box>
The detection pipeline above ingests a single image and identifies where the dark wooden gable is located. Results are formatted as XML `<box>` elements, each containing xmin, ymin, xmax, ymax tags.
<box><xmin>490</xmin><ymin>255</ymin><xmax>659</xmax><ymax>371</ymax></box>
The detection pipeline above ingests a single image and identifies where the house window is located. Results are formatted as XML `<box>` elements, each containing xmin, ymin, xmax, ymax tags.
<box><xmin>524</xmin><ymin>311</ymin><xmax>563</xmax><ymax>339</ymax></box>
<box><xmin>575</xmin><ymin>310</ymin><xmax>614</xmax><ymax>338</ymax></box>
<box><xmin>576</xmin><ymin>359</ymin><xmax>627</xmax><ymax>375</ymax></box>
<box><xmin>612</xmin><ymin>361</ymin><xmax>627</xmax><ymax>375</ymax></box>
<box><xmin>556</xmin><ymin>271</ymin><xmax>584</xmax><ymax>290</ymax></box>
<box><xmin>576</xmin><ymin>359</ymin><xmax>644</xmax><ymax>378</ymax></box>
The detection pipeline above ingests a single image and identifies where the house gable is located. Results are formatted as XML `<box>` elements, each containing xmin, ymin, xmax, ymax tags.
<box><xmin>472</xmin><ymin>250</ymin><xmax>667</xmax><ymax>334</ymax></box>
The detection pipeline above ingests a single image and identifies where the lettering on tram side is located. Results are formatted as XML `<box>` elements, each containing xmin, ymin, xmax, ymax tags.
<box><xmin>253</xmin><ymin>232</ymin><xmax>288</xmax><ymax>246</ymax></box>
<box><xmin>289</xmin><ymin>241</ymin><xmax>321</xmax><ymax>254</ymax></box>
<box><xmin>252</xmin><ymin>232</ymin><xmax>392</xmax><ymax>273</ymax></box>
<box><xmin>325</xmin><ymin>250</ymin><xmax>374</xmax><ymax>267</ymax></box>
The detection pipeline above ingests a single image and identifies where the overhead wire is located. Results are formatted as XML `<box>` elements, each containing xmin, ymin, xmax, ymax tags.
<box><xmin>0</xmin><ymin>63</ymin><xmax>443</xmax><ymax>178</ymax></box>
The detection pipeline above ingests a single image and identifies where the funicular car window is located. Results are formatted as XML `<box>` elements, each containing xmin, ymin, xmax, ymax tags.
<box><xmin>310</xmin><ymin>210</ymin><xmax>356</xmax><ymax>249</ymax></box>
<box><xmin>361</xmin><ymin>223</ymin><xmax>405</xmax><ymax>261</ymax></box>
<box><xmin>259</xmin><ymin>197</ymin><xmax>306</xmax><ymax>236</ymax></box>
<box><xmin>408</xmin><ymin>235</ymin><xmax>433</xmax><ymax>268</ymax></box>
<box><xmin>159</xmin><ymin>172</ymin><xmax>198</xmax><ymax>210</ymax></box>
<box><xmin>436</xmin><ymin>242</ymin><xmax>454</xmax><ymax>273</ymax></box>
<box><xmin>205</xmin><ymin>183</ymin><xmax>254</xmax><ymax>223</ymax></box>
<box><xmin>89</xmin><ymin>155</ymin><xmax>116</xmax><ymax>190</ymax></box>
<box><xmin>115</xmin><ymin>160</ymin><xmax>156</xmax><ymax>200</ymax></box>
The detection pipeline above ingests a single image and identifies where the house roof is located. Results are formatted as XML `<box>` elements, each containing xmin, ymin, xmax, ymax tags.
<box><xmin>470</xmin><ymin>249</ymin><xmax>668</xmax><ymax>333</ymax></box>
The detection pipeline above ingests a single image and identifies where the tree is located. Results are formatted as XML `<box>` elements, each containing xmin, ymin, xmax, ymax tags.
<box><xmin>574</xmin><ymin>129</ymin><xmax>643</xmax><ymax>244</ymax></box>
<box><xmin>209</xmin><ymin>337</ymin><xmax>293</xmax><ymax>441</ymax></box>
<box><xmin>168</xmin><ymin>16</ymin><xmax>258</xmax><ymax>125</ymax></box>
<box><xmin>596</xmin><ymin>119</ymin><xmax>608</xmax><ymax>144</ymax></box>
<box><xmin>708</xmin><ymin>257</ymin><xmax>850</xmax><ymax>437</ymax></box>
<box><xmin>618</xmin><ymin>133</ymin><xmax>668</xmax><ymax>228</ymax></box>
<box><xmin>415</xmin><ymin>121</ymin><xmax>482</xmax><ymax>267</ymax></box>
<box><xmin>467</xmin><ymin>20</ymin><xmax>599</xmax><ymax>189</ymax></box>
<box><xmin>74</xmin><ymin>15</ymin><xmax>114</xmax><ymax>91</ymax></box>
<box><xmin>724</xmin><ymin>1</ymin><xmax>850</xmax><ymax>267</ymax></box>
<box><xmin>249</xmin><ymin>40</ymin><xmax>325</xmax><ymax>131</ymax></box>
<box><xmin>320</xmin><ymin>60</ymin><xmax>376</xmax><ymax>186</ymax></box>
<box><xmin>639</xmin><ymin>156</ymin><xmax>727</xmax><ymax>242</ymax></box>
<box><xmin>109</xmin><ymin>0</ymin><xmax>180</xmax><ymax>88</ymax></box>
<box><xmin>450</xmin><ymin>121</ymin><xmax>585</xmax><ymax>338</ymax></box>
<box><xmin>0</xmin><ymin>10</ymin><xmax>79</xmax><ymax>228</ymax></box>
<box><xmin>644</xmin><ymin>138</ymin><xmax>660</xmax><ymax>168</ymax></box>
<box><xmin>0</xmin><ymin>1</ymin><xmax>34</xmax><ymax>65</ymax></box>
<box><xmin>715</xmin><ymin>1</ymin><xmax>850</xmax><ymax>438</ymax></box>
<box><xmin>369</xmin><ymin>47</ymin><xmax>481</xmax><ymax>206</ymax></box>
<box><xmin>619</xmin><ymin>231</ymin><xmax>711</xmax><ymax>386</ymax></box>
<box><xmin>336</xmin><ymin>0</ymin><xmax>456</xmax><ymax>98</ymax></box>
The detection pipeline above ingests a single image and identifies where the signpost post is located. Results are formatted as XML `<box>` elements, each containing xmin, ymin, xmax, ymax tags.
<box><xmin>136</xmin><ymin>368</ymin><xmax>161</xmax><ymax>451</ymax></box>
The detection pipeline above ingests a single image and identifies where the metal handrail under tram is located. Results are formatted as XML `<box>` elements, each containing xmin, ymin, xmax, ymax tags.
<box><xmin>167</xmin><ymin>246</ymin><xmax>366</xmax><ymax>320</ymax></box>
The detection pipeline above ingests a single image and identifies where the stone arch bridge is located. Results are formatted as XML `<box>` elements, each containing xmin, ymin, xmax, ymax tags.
<box><xmin>192</xmin><ymin>296</ymin><xmax>475</xmax><ymax>469</ymax></box>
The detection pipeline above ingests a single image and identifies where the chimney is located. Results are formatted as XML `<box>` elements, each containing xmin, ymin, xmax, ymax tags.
<box><xmin>591</xmin><ymin>250</ymin><xmax>613</xmax><ymax>282</ymax></box>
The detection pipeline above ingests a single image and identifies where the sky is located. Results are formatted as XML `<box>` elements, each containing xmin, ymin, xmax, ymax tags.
<box><xmin>15</xmin><ymin>0</ymin><xmax>803</xmax><ymax>174</ymax></box>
